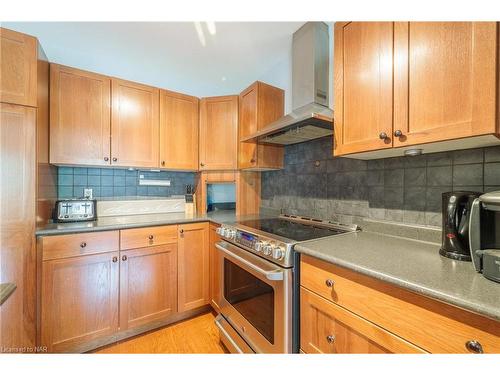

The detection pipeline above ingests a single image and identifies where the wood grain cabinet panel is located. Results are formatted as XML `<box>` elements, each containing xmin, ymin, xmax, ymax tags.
<box><xmin>49</xmin><ymin>64</ymin><xmax>111</xmax><ymax>166</ymax></box>
<box><xmin>0</xmin><ymin>28</ymin><xmax>37</xmax><ymax>106</ymax></box>
<box><xmin>209</xmin><ymin>223</ymin><xmax>222</xmax><ymax>312</ymax></box>
<box><xmin>41</xmin><ymin>251</ymin><xmax>120</xmax><ymax>353</ymax></box>
<box><xmin>159</xmin><ymin>90</ymin><xmax>199</xmax><ymax>170</ymax></box>
<box><xmin>238</xmin><ymin>81</ymin><xmax>284</xmax><ymax>170</ymax></box>
<box><xmin>334</xmin><ymin>22</ymin><xmax>394</xmax><ymax>156</ymax></box>
<box><xmin>119</xmin><ymin>244</ymin><xmax>177</xmax><ymax>330</ymax></box>
<box><xmin>393</xmin><ymin>22</ymin><xmax>498</xmax><ymax>147</ymax></box>
<box><xmin>120</xmin><ymin>225</ymin><xmax>177</xmax><ymax>250</ymax></box>
<box><xmin>111</xmin><ymin>79</ymin><xmax>159</xmax><ymax>168</ymax></box>
<box><xmin>199</xmin><ymin>95</ymin><xmax>238</xmax><ymax>170</ymax></box>
<box><xmin>300</xmin><ymin>287</ymin><xmax>424</xmax><ymax>354</ymax></box>
<box><xmin>178</xmin><ymin>222</ymin><xmax>210</xmax><ymax>312</ymax></box>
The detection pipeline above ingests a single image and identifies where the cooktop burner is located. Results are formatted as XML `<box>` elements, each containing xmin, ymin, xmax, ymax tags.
<box><xmin>237</xmin><ymin>217</ymin><xmax>351</xmax><ymax>242</ymax></box>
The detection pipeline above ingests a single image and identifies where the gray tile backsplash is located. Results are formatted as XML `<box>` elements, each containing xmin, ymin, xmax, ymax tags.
<box><xmin>57</xmin><ymin>167</ymin><xmax>195</xmax><ymax>199</ymax></box>
<box><xmin>261</xmin><ymin>137</ymin><xmax>500</xmax><ymax>227</ymax></box>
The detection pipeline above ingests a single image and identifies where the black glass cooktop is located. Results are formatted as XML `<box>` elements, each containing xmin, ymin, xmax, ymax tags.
<box><xmin>237</xmin><ymin>218</ymin><xmax>349</xmax><ymax>242</ymax></box>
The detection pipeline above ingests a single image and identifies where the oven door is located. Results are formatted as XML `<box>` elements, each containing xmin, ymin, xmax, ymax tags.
<box><xmin>216</xmin><ymin>240</ymin><xmax>292</xmax><ymax>353</ymax></box>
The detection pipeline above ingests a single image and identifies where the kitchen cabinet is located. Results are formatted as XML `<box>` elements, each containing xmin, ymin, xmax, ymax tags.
<box><xmin>238</xmin><ymin>81</ymin><xmax>284</xmax><ymax>170</ymax></box>
<box><xmin>0</xmin><ymin>28</ymin><xmax>37</xmax><ymax>107</ymax></box>
<box><xmin>301</xmin><ymin>255</ymin><xmax>500</xmax><ymax>353</ymax></box>
<box><xmin>209</xmin><ymin>223</ymin><xmax>222</xmax><ymax>312</ymax></box>
<box><xmin>41</xmin><ymin>251</ymin><xmax>120</xmax><ymax>353</ymax></box>
<box><xmin>300</xmin><ymin>287</ymin><xmax>423</xmax><ymax>353</ymax></box>
<box><xmin>159</xmin><ymin>90</ymin><xmax>199</xmax><ymax>170</ymax></box>
<box><xmin>111</xmin><ymin>78</ymin><xmax>159</xmax><ymax>168</ymax></box>
<box><xmin>178</xmin><ymin>222</ymin><xmax>210</xmax><ymax>312</ymax></box>
<box><xmin>119</xmin><ymin>244</ymin><xmax>177</xmax><ymax>330</ymax></box>
<box><xmin>334</xmin><ymin>21</ymin><xmax>500</xmax><ymax>158</ymax></box>
<box><xmin>49</xmin><ymin>64</ymin><xmax>111</xmax><ymax>166</ymax></box>
<box><xmin>199</xmin><ymin>95</ymin><xmax>238</xmax><ymax>170</ymax></box>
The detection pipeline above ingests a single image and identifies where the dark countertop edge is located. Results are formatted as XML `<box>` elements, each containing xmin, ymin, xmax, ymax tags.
<box><xmin>0</xmin><ymin>283</ymin><xmax>17</xmax><ymax>306</ymax></box>
<box><xmin>35</xmin><ymin>217</ymin><xmax>228</xmax><ymax>236</ymax></box>
<box><xmin>295</xmin><ymin>245</ymin><xmax>500</xmax><ymax>322</ymax></box>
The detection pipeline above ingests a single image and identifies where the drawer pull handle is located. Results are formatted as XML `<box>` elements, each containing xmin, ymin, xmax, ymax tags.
<box><xmin>326</xmin><ymin>335</ymin><xmax>336</xmax><ymax>344</ymax></box>
<box><xmin>148</xmin><ymin>235</ymin><xmax>154</xmax><ymax>240</ymax></box>
<box><xmin>80</xmin><ymin>242</ymin><xmax>87</xmax><ymax>248</ymax></box>
<box><xmin>122</xmin><ymin>255</ymin><xmax>128</xmax><ymax>261</ymax></box>
<box><xmin>465</xmin><ymin>340</ymin><xmax>484</xmax><ymax>354</ymax></box>
<box><xmin>325</xmin><ymin>279</ymin><xmax>335</xmax><ymax>288</ymax></box>
<box><xmin>112</xmin><ymin>256</ymin><xmax>118</xmax><ymax>263</ymax></box>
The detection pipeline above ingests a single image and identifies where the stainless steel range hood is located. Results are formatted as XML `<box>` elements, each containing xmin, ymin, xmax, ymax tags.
<box><xmin>242</xmin><ymin>22</ymin><xmax>333</xmax><ymax>145</ymax></box>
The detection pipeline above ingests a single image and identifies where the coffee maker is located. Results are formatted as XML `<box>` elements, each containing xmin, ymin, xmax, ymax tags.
<box><xmin>440</xmin><ymin>191</ymin><xmax>481</xmax><ymax>261</ymax></box>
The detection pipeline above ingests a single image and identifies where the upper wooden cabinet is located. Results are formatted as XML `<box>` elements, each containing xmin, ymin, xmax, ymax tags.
<box><xmin>334</xmin><ymin>22</ymin><xmax>394</xmax><ymax>156</ymax></box>
<box><xmin>334</xmin><ymin>21</ymin><xmax>500</xmax><ymax>158</ymax></box>
<box><xmin>238</xmin><ymin>81</ymin><xmax>285</xmax><ymax>170</ymax></box>
<box><xmin>159</xmin><ymin>90</ymin><xmax>199</xmax><ymax>170</ymax></box>
<box><xmin>111</xmin><ymin>78</ymin><xmax>159</xmax><ymax>168</ymax></box>
<box><xmin>0</xmin><ymin>28</ymin><xmax>37</xmax><ymax>107</ymax></box>
<box><xmin>199</xmin><ymin>95</ymin><xmax>238</xmax><ymax>170</ymax></box>
<box><xmin>50</xmin><ymin>64</ymin><xmax>111</xmax><ymax>166</ymax></box>
<box><xmin>393</xmin><ymin>22</ymin><xmax>498</xmax><ymax>147</ymax></box>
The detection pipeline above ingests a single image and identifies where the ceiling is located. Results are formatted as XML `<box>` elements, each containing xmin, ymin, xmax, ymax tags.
<box><xmin>2</xmin><ymin>22</ymin><xmax>304</xmax><ymax>103</ymax></box>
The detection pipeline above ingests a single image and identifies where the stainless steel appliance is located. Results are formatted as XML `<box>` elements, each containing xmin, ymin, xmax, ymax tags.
<box><xmin>241</xmin><ymin>22</ymin><xmax>333</xmax><ymax>145</ymax></box>
<box><xmin>53</xmin><ymin>199</ymin><xmax>97</xmax><ymax>222</ymax></box>
<box><xmin>215</xmin><ymin>214</ymin><xmax>359</xmax><ymax>353</ymax></box>
<box><xmin>469</xmin><ymin>191</ymin><xmax>500</xmax><ymax>283</ymax></box>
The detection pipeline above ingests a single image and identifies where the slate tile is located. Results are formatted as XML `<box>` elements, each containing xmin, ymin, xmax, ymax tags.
<box><xmin>384</xmin><ymin>187</ymin><xmax>404</xmax><ymax>209</ymax></box>
<box><xmin>404</xmin><ymin>187</ymin><xmax>426</xmax><ymax>210</ymax></box>
<box><xmin>484</xmin><ymin>146</ymin><xmax>500</xmax><ymax>162</ymax></box>
<box><xmin>425</xmin><ymin>186</ymin><xmax>452</xmax><ymax>212</ymax></box>
<box><xmin>403</xmin><ymin>155</ymin><xmax>427</xmax><ymax>168</ymax></box>
<box><xmin>452</xmin><ymin>164</ymin><xmax>483</xmax><ymax>187</ymax></box>
<box><xmin>427</xmin><ymin>166</ymin><xmax>452</xmax><ymax>186</ymax></box>
<box><xmin>384</xmin><ymin>169</ymin><xmax>404</xmax><ymax>186</ymax></box>
<box><xmin>484</xmin><ymin>163</ymin><xmax>500</xmax><ymax>185</ymax></box>
<box><xmin>426</xmin><ymin>152</ymin><xmax>452</xmax><ymax>167</ymax></box>
<box><xmin>384</xmin><ymin>157</ymin><xmax>405</xmax><ymax>169</ymax></box>
<box><xmin>452</xmin><ymin>149</ymin><xmax>484</xmax><ymax>165</ymax></box>
<box><xmin>367</xmin><ymin>170</ymin><xmax>384</xmax><ymax>186</ymax></box>
<box><xmin>404</xmin><ymin>167</ymin><xmax>426</xmax><ymax>186</ymax></box>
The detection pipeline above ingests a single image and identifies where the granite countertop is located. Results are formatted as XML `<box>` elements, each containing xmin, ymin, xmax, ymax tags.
<box><xmin>36</xmin><ymin>210</ymin><xmax>239</xmax><ymax>236</ymax></box>
<box><xmin>0</xmin><ymin>283</ymin><xmax>16</xmax><ymax>306</ymax></box>
<box><xmin>296</xmin><ymin>231</ymin><xmax>500</xmax><ymax>321</ymax></box>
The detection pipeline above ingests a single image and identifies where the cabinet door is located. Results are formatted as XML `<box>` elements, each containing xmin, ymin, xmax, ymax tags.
<box><xmin>159</xmin><ymin>90</ymin><xmax>199</xmax><ymax>170</ymax></box>
<box><xmin>333</xmin><ymin>22</ymin><xmax>394</xmax><ymax>156</ymax></box>
<box><xmin>50</xmin><ymin>64</ymin><xmax>111</xmax><ymax>166</ymax></box>
<box><xmin>0</xmin><ymin>28</ymin><xmax>37</xmax><ymax>106</ymax></box>
<box><xmin>111</xmin><ymin>79</ymin><xmax>159</xmax><ymax>168</ymax></box>
<box><xmin>0</xmin><ymin>104</ymin><xmax>36</xmax><ymax>350</ymax></box>
<box><xmin>393</xmin><ymin>22</ymin><xmax>498</xmax><ymax>147</ymax></box>
<box><xmin>119</xmin><ymin>244</ymin><xmax>177</xmax><ymax>330</ymax></box>
<box><xmin>199</xmin><ymin>96</ymin><xmax>238</xmax><ymax>170</ymax></box>
<box><xmin>209</xmin><ymin>224</ymin><xmax>222</xmax><ymax>312</ymax></box>
<box><xmin>300</xmin><ymin>287</ymin><xmax>424</xmax><ymax>354</ymax></box>
<box><xmin>41</xmin><ymin>252</ymin><xmax>119</xmax><ymax>352</ymax></box>
<box><xmin>238</xmin><ymin>82</ymin><xmax>284</xmax><ymax>170</ymax></box>
<box><xmin>178</xmin><ymin>222</ymin><xmax>210</xmax><ymax>312</ymax></box>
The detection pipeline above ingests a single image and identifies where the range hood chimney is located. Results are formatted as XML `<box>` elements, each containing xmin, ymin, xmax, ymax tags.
<box><xmin>242</xmin><ymin>22</ymin><xmax>333</xmax><ymax>145</ymax></box>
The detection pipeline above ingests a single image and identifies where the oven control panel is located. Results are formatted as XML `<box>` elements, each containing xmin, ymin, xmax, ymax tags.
<box><xmin>216</xmin><ymin>225</ymin><xmax>291</xmax><ymax>267</ymax></box>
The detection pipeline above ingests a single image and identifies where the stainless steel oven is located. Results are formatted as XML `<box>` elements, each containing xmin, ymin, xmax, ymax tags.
<box><xmin>216</xmin><ymin>240</ymin><xmax>293</xmax><ymax>353</ymax></box>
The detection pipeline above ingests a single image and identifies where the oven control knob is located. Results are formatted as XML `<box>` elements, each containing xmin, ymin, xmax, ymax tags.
<box><xmin>216</xmin><ymin>227</ymin><xmax>223</xmax><ymax>235</ymax></box>
<box><xmin>263</xmin><ymin>244</ymin><xmax>273</xmax><ymax>256</ymax></box>
<box><xmin>228</xmin><ymin>229</ymin><xmax>236</xmax><ymax>240</ymax></box>
<box><xmin>254</xmin><ymin>241</ymin><xmax>263</xmax><ymax>252</ymax></box>
<box><xmin>272</xmin><ymin>246</ymin><xmax>285</xmax><ymax>260</ymax></box>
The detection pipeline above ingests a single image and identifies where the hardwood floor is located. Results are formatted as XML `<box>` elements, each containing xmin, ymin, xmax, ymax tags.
<box><xmin>93</xmin><ymin>312</ymin><xmax>228</xmax><ymax>354</ymax></box>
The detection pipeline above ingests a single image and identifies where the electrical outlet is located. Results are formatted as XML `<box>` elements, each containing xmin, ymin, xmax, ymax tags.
<box><xmin>84</xmin><ymin>188</ymin><xmax>93</xmax><ymax>199</ymax></box>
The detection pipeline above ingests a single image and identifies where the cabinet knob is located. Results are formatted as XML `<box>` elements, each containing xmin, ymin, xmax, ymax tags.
<box><xmin>80</xmin><ymin>242</ymin><xmax>87</xmax><ymax>248</ymax></box>
<box><xmin>379</xmin><ymin>132</ymin><xmax>388</xmax><ymax>140</ymax></box>
<box><xmin>325</xmin><ymin>279</ymin><xmax>335</xmax><ymax>288</ymax></box>
<box><xmin>112</xmin><ymin>157</ymin><xmax>118</xmax><ymax>162</ymax></box>
<box><xmin>104</xmin><ymin>157</ymin><xmax>109</xmax><ymax>162</ymax></box>
<box><xmin>148</xmin><ymin>235</ymin><xmax>154</xmax><ymax>240</ymax></box>
<box><xmin>465</xmin><ymin>340</ymin><xmax>484</xmax><ymax>353</ymax></box>
<box><xmin>122</xmin><ymin>255</ymin><xmax>128</xmax><ymax>261</ymax></box>
<box><xmin>200</xmin><ymin>162</ymin><xmax>205</xmax><ymax>167</ymax></box>
<box><xmin>394</xmin><ymin>129</ymin><xmax>403</xmax><ymax>137</ymax></box>
<box><xmin>112</xmin><ymin>256</ymin><xmax>118</xmax><ymax>263</ymax></box>
<box><xmin>161</xmin><ymin>161</ymin><xmax>165</xmax><ymax>166</ymax></box>
<box><xmin>326</xmin><ymin>335</ymin><xmax>336</xmax><ymax>344</ymax></box>
<box><xmin>250</xmin><ymin>158</ymin><xmax>256</xmax><ymax>163</ymax></box>
<box><xmin>180</xmin><ymin>229</ymin><xmax>184</xmax><ymax>234</ymax></box>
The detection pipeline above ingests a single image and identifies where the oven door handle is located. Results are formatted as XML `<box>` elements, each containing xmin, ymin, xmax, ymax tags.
<box><xmin>216</xmin><ymin>243</ymin><xmax>284</xmax><ymax>281</ymax></box>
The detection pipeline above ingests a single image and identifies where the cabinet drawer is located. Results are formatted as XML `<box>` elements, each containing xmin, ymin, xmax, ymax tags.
<box><xmin>41</xmin><ymin>231</ymin><xmax>119</xmax><ymax>261</ymax></box>
<box><xmin>301</xmin><ymin>255</ymin><xmax>500</xmax><ymax>353</ymax></box>
<box><xmin>120</xmin><ymin>225</ymin><xmax>177</xmax><ymax>250</ymax></box>
<box><xmin>300</xmin><ymin>287</ymin><xmax>424</xmax><ymax>353</ymax></box>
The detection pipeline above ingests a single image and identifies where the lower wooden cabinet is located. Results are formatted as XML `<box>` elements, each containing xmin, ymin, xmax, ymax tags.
<box><xmin>119</xmin><ymin>244</ymin><xmax>177</xmax><ymax>331</ymax></box>
<box><xmin>300</xmin><ymin>287</ymin><xmax>423</xmax><ymax>353</ymax></box>
<box><xmin>209</xmin><ymin>223</ymin><xmax>222</xmax><ymax>312</ymax></box>
<box><xmin>178</xmin><ymin>222</ymin><xmax>210</xmax><ymax>312</ymax></box>
<box><xmin>41</xmin><ymin>251</ymin><xmax>120</xmax><ymax>353</ymax></box>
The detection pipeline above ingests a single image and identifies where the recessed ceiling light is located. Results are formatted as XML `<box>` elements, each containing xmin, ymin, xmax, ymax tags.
<box><xmin>221</xmin><ymin>77</ymin><xmax>227</xmax><ymax>81</ymax></box>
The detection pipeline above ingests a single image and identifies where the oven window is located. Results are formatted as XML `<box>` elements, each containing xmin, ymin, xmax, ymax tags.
<box><xmin>224</xmin><ymin>258</ymin><xmax>274</xmax><ymax>344</ymax></box>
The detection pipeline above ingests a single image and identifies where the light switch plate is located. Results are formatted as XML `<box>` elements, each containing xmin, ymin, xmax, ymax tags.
<box><xmin>84</xmin><ymin>188</ymin><xmax>93</xmax><ymax>199</ymax></box>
